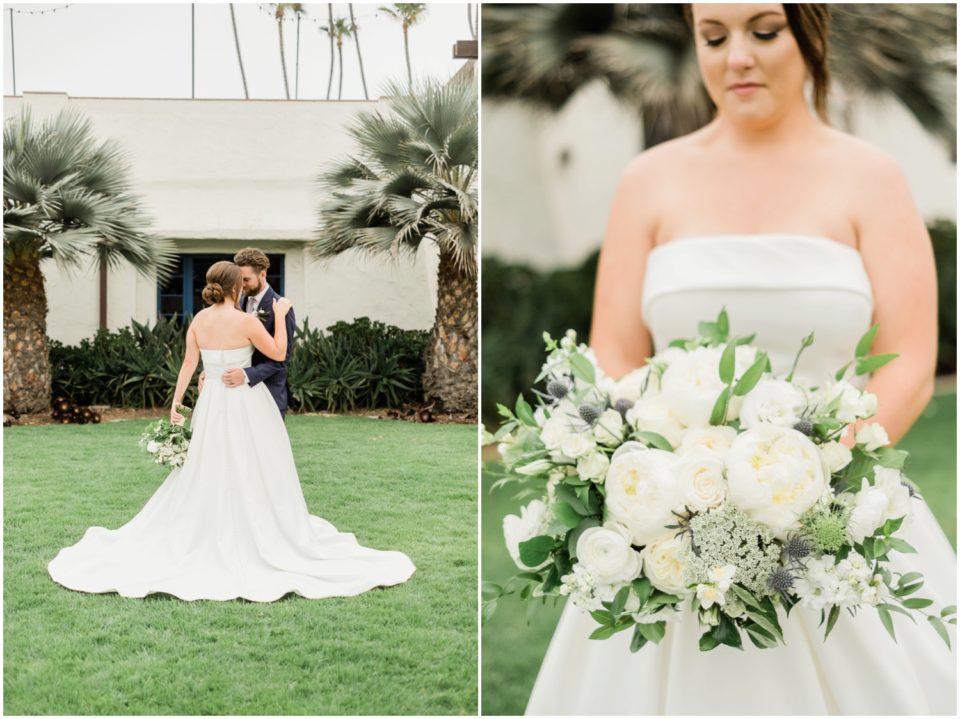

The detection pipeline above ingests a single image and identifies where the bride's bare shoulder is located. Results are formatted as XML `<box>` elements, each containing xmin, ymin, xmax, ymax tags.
<box><xmin>618</xmin><ymin>132</ymin><xmax>704</xmax><ymax>184</ymax></box>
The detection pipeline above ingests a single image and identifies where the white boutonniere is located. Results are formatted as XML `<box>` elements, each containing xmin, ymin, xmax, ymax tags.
<box><xmin>255</xmin><ymin>308</ymin><xmax>270</xmax><ymax>323</ymax></box>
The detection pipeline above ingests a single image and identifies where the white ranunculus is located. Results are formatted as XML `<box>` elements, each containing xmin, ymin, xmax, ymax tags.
<box><xmin>146</xmin><ymin>440</ymin><xmax>159</xmax><ymax>454</ymax></box>
<box><xmin>819</xmin><ymin>441</ymin><xmax>853</xmax><ymax>474</ymax></box>
<box><xmin>594</xmin><ymin>409</ymin><xmax>625</xmax><ymax>446</ymax></box>
<box><xmin>739</xmin><ymin>378</ymin><xmax>807</xmax><ymax>429</ymax></box>
<box><xmin>560</xmin><ymin>431</ymin><xmax>596</xmax><ymax>459</ymax></box>
<box><xmin>678</xmin><ymin>456</ymin><xmax>727</xmax><ymax>511</ymax></box>
<box><xmin>640</xmin><ymin>533</ymin><xmax>691</xmax><ymax>596</ymax></box>
<box><xmin>577</xmin><ymin>451</ymin><xmax>610</xmax><ymax>483</ymax></box>
<box><xmin>676</xmin><ymin>426</ymin><xmax>738</xmax><ymax>460</ymax></box>
<box><xmin>611</xmin><ymin>366</ymin><xmax>659</xmax><ymax>404</ymax></box>
<box><xmin>625</xmin><ymin>394</ymin><xmax>685</xmax><ymax>448</ymax></box>
<box><xmin>576</xmin><ymin>522</ymin><xmax>643</xmax><ymax>585</ymax></box>
<box><xmin>605</xmin><ymin>448</ymin><xmax>684</xmax><ymax>545</ymax></box>
<box><xmin>726</xmin><ymin>425</ymin><xmax>828</xmax><ymax>538</ymax></box>
<box><xmin>856</xmin><ymin>423</ymin><xmax>889</xmax><ymax>452</ymax></box>
<box><xmin>503</xmin><ymin>500</ymin><xmax>552</xmax><ymax>570</ymax></box>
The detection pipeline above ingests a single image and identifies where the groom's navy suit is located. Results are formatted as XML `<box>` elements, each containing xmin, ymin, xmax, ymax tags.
<box><xmin>242</xmin><ymin>285</ymin><xmax>296</xmax><ymax>418</ymax></box>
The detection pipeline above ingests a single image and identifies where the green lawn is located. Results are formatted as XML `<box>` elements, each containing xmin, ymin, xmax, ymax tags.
<box><xmin>5</xmin><ymin>415</ymin><xmax>478</xmax><ymax>716</ymax></box>
<box><xmin>480</xmin><ymin>392</ymin><xmax>957</xmax><ymax>716</ymax></box>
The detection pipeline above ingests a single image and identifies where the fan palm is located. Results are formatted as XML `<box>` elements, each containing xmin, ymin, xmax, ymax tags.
<box><xmin>313</xmin><ymin>80</ymin><xmax>478</xmax><ymax>415</ymax></box>
<box><xmin>379</xmin><ymin>3</ymin><xmax>428</xmax><ymax>91</ymax></box>
<box><xmin>482</xmin><ymin>3</ymin><xmax>956</xmax><ymax>149</ymax></box>
<box><xmin>3</xmin><ymin>107</ymin><xmax>176</xmax><ymax>414</ymax></box>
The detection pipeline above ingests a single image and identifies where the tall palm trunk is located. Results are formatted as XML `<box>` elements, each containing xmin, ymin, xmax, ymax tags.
<box><xmin>3</xmin><ymin>252</ymin><xmax>51</xmax><ymax>414</ymax></box>
<box><xmin>423</xmin><ymin>251</ymin><xmax>477</xmax><ymax>416</ymax></box>
<box><xmin>277</xmin><ymin>18</ymin><xmax>291</xmax><ymax>99</ymax></box>
<box><xmin>326</xmin><ymin>4</ymin><xmax>335</xmax><ymax>100</ymax></box>
<box><xmin>349</xmin><ymin>4</ymin><xmax>369</xmax><ymax>100</ymax></box>
<box><xmin>229</xmin><ymin>3</ymin><xmax>249</xmax><ymax>99</ymax></box>
<box><xmin>337</xmin><ymin>39</ymin><xmax>344</xmax><ymax>100</ymax></box>
<box><xmin>403</xmin><ymin>23</ymin><xmax>413</xmax><ymax>90</ymax></box>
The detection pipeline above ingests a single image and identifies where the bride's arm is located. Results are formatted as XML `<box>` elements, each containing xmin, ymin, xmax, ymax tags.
<box><xmin>171</xmin><ymin>322</ymin><xmax>201</xmax><ymax>424</ymax></box>
<box><xmin>246</xmin><ymin>298</ymin><xmax>293</xmax><ymax>361</ymax></box>
<box><xmin>854</xmin><ymin>153</ymin><xmax>937</xmax><ymax>446</ymax></box>
<box><xmin>590</xmin><ymin>156</ymin><xmax>659</xmax><ymax>379</ymax></box>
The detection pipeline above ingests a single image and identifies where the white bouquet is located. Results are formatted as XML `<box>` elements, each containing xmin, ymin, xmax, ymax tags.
<box><xmin>139</xmin><ymin>405</ymin><xmax>192</xmax><ymax>469</ymax></box>
<box><xmin>483</xmin><ymin>311</ymin><xmax>956</xmax><ymax>652</ymax></box>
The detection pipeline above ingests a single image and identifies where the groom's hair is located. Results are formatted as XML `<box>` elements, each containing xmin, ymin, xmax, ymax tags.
<box><xmin>234</xmin><ymin>248</ymin><xmax>270</xmax><ymax>274</ymax></box>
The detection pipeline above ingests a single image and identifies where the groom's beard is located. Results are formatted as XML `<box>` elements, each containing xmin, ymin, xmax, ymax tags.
<box><xmin>244</xmin><ymin>279</ymin><xmax>263</xmax><ymax>296</ymax></box>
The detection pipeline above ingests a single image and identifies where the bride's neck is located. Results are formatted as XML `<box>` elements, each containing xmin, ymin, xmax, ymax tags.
<box><xmin>711</xmin><ymin>101</ymin><xmax>822</xmax><ymax>151</ymax></box>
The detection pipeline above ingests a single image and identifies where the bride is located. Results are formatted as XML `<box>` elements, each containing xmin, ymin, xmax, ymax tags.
<box><xmin>49</xmin><ymin>261</ymin><xmax>416</xmax><ymax>601</ymax></box>
<box><xmin>525</xmin><ymin>3</ymin><xmax>955</xmax><ymax>715</ymax></box>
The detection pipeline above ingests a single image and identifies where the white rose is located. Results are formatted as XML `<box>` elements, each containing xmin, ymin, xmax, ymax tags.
<box><xmin>726</xmin><ymin>425</ymin><xmax>828</xmax><ymax>537</ymax></box>
<box><xmin>856</xmin><ymin>423</ymin><xmax>889</xmax><ymax>452</ymax></box>
<box><xmin>819</xmin><ymin>441</ymin><xmax>852</xmax><ymax>473</ymax></box>
<box><xmin>560</xmin><ymin>431</ymin><xmax>596</xmax><ymax>459</ymax></box>
<box><xmin>677</xmin><ymin>426</ymin><xmax>738</xmax><ymax>460</ymax></box>
<box><xmin>146</xmin><ymin>440</ymin><xmax>159</xmax><ymax>454</ymax></box>
<box><xmin>577</xmin><ymin>451</ymin><xmax>610</xmax><ymax>483</ymax></box>
<box><xmin>605</xmin><ymin>448</ymin><xmax>684</xmax><ymax>545</ymax></box>
<box><xmin>576</xmin><ymin>522</ymin><xmax>643</xmax><ymax>585</ymax></box>
<box><xmin>640</xmin><ymin>533</ymin><xmax>690</xmax><ymax>596</ymax></box>
<box><xmin>678</xmin><ymin>456</ymin><xmax>727</xmax><ymax>511</ymax></box>
<box><xmin>739</xmin><ymin>379</ymin><xmax>807</xmax><ymax>429</ymax></box>
<box><xmin>625</xmin><ymin>394</ymin><xmax>685</xmax><ymax>448</ymax></box>
<box><xmin>594</xmin><ymin>409</ymin><xmax>625</xmax><ymax>446</ymax></box>
<box><xmin>873</xmin><ymin>465</ymin><xmax>912</xmax><ymax>523</ymax></box>
<box><xmin>846</xmin><ymin>478</ymin><xmax>888</xmax><ymax>544</ymax></box>
<box><xmin>503</xmin><ymin>500</ymin><xmax>552</xmax><ymax>570</ymax></box>
<box><xmin>611</xmin><ymin>366</ymin><xmax>659</xmax><ymax>404</ymax></box>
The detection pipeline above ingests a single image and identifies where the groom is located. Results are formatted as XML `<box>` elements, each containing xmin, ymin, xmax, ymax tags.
<box><xmin>220</xmin><ymin>248</ymin><xmax>296</xmax><ymax>418</ymax></box>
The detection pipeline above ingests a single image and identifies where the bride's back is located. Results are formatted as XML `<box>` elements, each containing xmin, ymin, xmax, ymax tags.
<box><xmin>191</xmin><ymin>305</ymin><xmax>252</xmax><ymax>351</ymax></box>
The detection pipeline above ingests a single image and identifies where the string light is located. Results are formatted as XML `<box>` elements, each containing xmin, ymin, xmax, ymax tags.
<box><xmin>9</xmin><ymin>4</ymin><xmax>71</xmax><ymax>15</ymax></box>
<box><xmin>255</xmin><ymin>4</ymin><xmax>382</xmax><ymax>28</ymax></box>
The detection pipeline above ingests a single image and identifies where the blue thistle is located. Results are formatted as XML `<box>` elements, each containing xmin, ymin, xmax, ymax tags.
<box><xmin>578</xmin><ymin>403</ymin><xmax>602</xmax><ymax>426</ymax></box>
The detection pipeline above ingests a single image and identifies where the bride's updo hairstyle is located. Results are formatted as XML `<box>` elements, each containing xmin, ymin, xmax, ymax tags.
<box><xmin>684</xmin><ymin>4</ymin><xmax>831</xmax><ymax>121</ymax></box>
<box><xmin>201</xmin><ymin>261</ymin><xmax>242</xmax><ymax>306</ymax></box>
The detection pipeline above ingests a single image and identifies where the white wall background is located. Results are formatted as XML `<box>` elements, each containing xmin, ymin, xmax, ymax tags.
<box><xmin>5</xmin><ymin>92</ymin><xmax>440</xmax><ymax>344</ymax></box>
<box><xmin>482</xmin><ymin>83</ymin><xmax>957</xmax><ymax>270</ymax></box>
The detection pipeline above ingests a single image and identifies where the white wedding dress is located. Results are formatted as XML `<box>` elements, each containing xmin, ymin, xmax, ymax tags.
<box><xmin>49</xmin><ymin>345</ymin><xmax>416</xmax><ymax>602</ymax></box>
<box><xmin>526</xmin><ymin>235</ymin><xmax>957</xmax><ymax>715</ymax></box>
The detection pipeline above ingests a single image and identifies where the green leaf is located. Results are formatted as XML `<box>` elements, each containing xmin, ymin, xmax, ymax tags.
<box><xmin>518</xmin><ymin>535</ymin><xmax>555</xmax><ymax>568</ymax></box>
<box><xmin>878</xmin><ymin>602</ymin><xmax>917</xmax><ymax>622</ymax></box>
<box><xmin>834</xmin><ymin>361</ymin><xmax>853</xmax><ymax>382</ymax></box>
<box><xmin>568</xmin><ymin>353</ymin><xmax>596</xmax><ymax>385</ymax></box>
<box><xmin>735</xmin><ymin>333</ymin><xmax>756</xmax><ymax>346</ymax></box>
<box><xmin>636</xmin><ymin>620</ymin><xmax>667</xmax><ymax>644</ymax></box>
<box><xmin>877</xmin><ymin>604</ymin><xmax>897</xmax><ymax>642</ymax></box>
<box><xmin>824</xmin><ymin>605</ymin><xmax>841</xmax><ymax>640</ymax></box>
<box><xmin>713</xmin><ymin>613</ymin><xmax>743</xmax><ymax>650</ymax></box>
<box><xmin>729</xmin><ymin>583</ymin><xmax>763</xmax><ymax>611</ymax></box>
<box><xmin>632</xmin><ymin>577</ymin><xmax>653</xmax><ymax>606</ymax></box>
<box><xmin>855</xmin><ymin>353</ymin><xmax>899</xmax><ymax>375</ymax></box>
<box><xmin>555</xmin><ymin>483</ymin><xmax>590</xmax><ymax>515</ymax></box>
<box><xmin>612</xmin><ymin>586</ymin><xmax>631</xmax><ymax>616</ymax></box>
<box><xmin>875</xmin><ymin>447</ymin><xmax>909</xmax><ymax>470</ymax></box>
<box><xmin>709</xmin><ymin>386</ymin><xmax>731</xmax><ymax>426</ymax></box>
<box><xmin>482</xmin><ymin>600</ymin><xmax>497</xmax><ymax>624</ymax></box>
<box><xmin>928</xmin><ymin>615</ymin><xmax>952</xmax><ymax>650</ymax></box>
<box><xmin>885</xmin><ymin>537</ymin><xmax>917</xmax><ymax>554</ymax></box>
<box><xmin>482</xmin><ymin>581</ymin><xmax>503</xmax><ymax>600</ymax></box>
<box><xmin>897</xmin><ymin>572</ymin><xmax>923</xmax><ymax>588</ymax></box>
<box><xmin>901</xmin><ymin>597</ymin><xmax>934</xmax><ymax>610</ymax></box>
<box><xmin>566</xmin><ymin>518</ymin><xmax>601</xmax><ymax>558</ymax></box>
<box><xmin>941</xmin><ymin>605</ymin><xmax>957</xmax><ymax>618</ymax></box>
<box><xmin>647</xmin><ymin>592</ymin><xmax>683</xmax><ymax>607</ymax></box>
<box><xmin>635</xmin><ymin>431</ymin><xmax>673</xmax><ymax>452</ymax></box>
<box><xmin>745</xmin><ymin>609</ymin><xmax>783</xmax><ymax>643</ymax></box>
<box><xmin>630</xmin><ymin>626</ymin><xmax>649</xmax><ymax>652</ymax></box>
<box><xmin>881</xmin><ymin>516</ymin><xmax>905</xmax><ymax>535</ymax></box>
<box><xmin>744</xmin><ymin>623</ymin><xmax>778</xmax><ymax>649</ymax></box>
<box><xmin>589</xmin><ymin>625</ymin><xmax>616</xmax><ymax>640</ymax></box>
<box><xmin>698</xmin><ymin>630</ymin><xmax>721</xmax><ymax>652</ymax></box>
<box><xmin>496</xmin><ymin>403</ymin><xmax>515</xmax><ymax>420</ymax></box>
<box><xmin>719</xmin><ymin>341</ymin><xmax>737</xmax><ymax>384</ymax></box>
<box><xmin>733</xmin><ymin>353</ymin><xmax>768</xmax><ymax>396</ymax></box>
<box><xmin>553</xmin><ymin>501</ymin><xmax>582</xmax><ymax>529</ymax></box>
<box><xmin>717</xmin><ymin>308</ymin><xmax>730</xmax><ymax>338</ymax></box>
<box><xmin>515</xmin><ymin>394</ymin><xmax>537</xmax><ymax>427</ymax></box>
<box><xmin>855</xmin><ymin>324</ymin><xmax>879</xmax><ymax>358</ymax></box>
<box><xmin>590</xmin><ymin>609</ymin><xmax>614</xmax><ymax>626</ymax></box>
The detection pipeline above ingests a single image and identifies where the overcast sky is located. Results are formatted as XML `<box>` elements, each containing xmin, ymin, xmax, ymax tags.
<box><xmin>3</xmin><ymin>2</ymin><xmax>476</xmax><ymax>100</ymax></box>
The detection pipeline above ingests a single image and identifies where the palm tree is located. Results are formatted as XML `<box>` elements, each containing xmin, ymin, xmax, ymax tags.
<box><xmin>325</xmin><ymin>4</ymin><xmax>335</xmax><ymax>100</ymax></box>
<box><xmin>327</xmin><ymin>18</ymin><xmax>353</xmax><ymax>101</ymax></box>
<box><xmin>3</xmin><ymin>108</ymin><xmax>176</xmax><ymax>414</ymax></box>
<box><xmin>482</xmin><ymin>4</ymin><xmax>956</xmax><ymax>149</ymax></box>
<box><xmin>349</xmin><ymin>4</ymin><xmax>370</xmax><ymax>100</ymax></box>
<box><xmin>273</xmin><ymin>3</ymin><xmax>304</xmax><ymax>100</ymax></box>
<box><xmin>379</xmin><ymin>3</ymin><xmax>428</xmax><ymax>91</ymax></box>
<box><xmin>228</xmin><ymin>3</ymin><xmax>249</xmax><ymax>99</ymax></box>
<box><xmin>312</xmin><ymin>79</ymin><xmax>478</xmax><ymax>415</ymax></box>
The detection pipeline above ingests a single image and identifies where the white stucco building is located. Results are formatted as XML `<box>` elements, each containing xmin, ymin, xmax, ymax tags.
<box><xmin>4</xmin><ymin>91</ymin><xmax>440</xmax><ymax>344</ymax></box>
<box><xmin>482</xmin><ymin>81</ymin><xmax>957</xmax><ymax>269</ymax></box>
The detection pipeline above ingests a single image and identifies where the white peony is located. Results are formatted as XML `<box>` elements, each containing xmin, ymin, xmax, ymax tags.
<box><xmin>726</xmin><ymin>425</ymin><xmax>828</xmax><ymax>538</ymax></box>
<box><xmin>677</xmin><ymin>456</ymin><xmax>727</xmax><ymax>511</ymax></box>
<box><xmin>503</xmin><ymin>500</ymin><xmax>553</xmax><ymax>570</ymax></box>
<box><xmin>577</xmin><ymin>451</ymin><xmax>610</xmax><ymax>483</ymax></box>
<box><xmin>593</xmin><ymin>409</ymin><xmax>625</xmax><ymax>446</ymax></box>
<box><xmin>739</xmin><ymin>378</ymin><xmax>807</xmax><ymax>429</ymax></box>
<box><xmin>576</xmin><ymin>522</ymin><xmax>643</xmax><ymax>585</ymax></box>
<box><xmin>856</xmin><ymin>423</ymin><xmax>890</xmax><ymax>452</ymax></box>
<box><xmin>625</xmin><ymin>394</ymin><xmax>685</xmax><ymax>448</ymax></box>
<box><xmin>605</xmin><ymin>447</ymin><xmax>684</xmax><ymax>545</ymax></box>
<box><xmin>676</xmin><ymin>426</ymin><xmax>738</xmax><ymax>460</ymax></box>
<box><xmin>660</xmin><ymin>345</ymin><xmax>757</xmax><ymax>427</ymax></box>
<box><xmin>819</xmin><ymin>441</ymin><xmax>853</xmax><ymax>473</ymax></box>
<box><xmin>640</xmin><ymin>533</ymin><xmax>691</xmax><ymax>596</ymax></box>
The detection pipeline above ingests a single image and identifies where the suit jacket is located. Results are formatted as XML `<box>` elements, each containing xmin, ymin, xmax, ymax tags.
<box><xmin>241</xmin><ymin>285</ymin><xmax>296</xmax><ymax>413</ymax></box>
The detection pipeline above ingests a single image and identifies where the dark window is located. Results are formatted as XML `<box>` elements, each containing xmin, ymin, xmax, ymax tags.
<box><xmin>157</xmin><ymin>252</ymin><xmax>286</xmax><ymax>320</ymax></box>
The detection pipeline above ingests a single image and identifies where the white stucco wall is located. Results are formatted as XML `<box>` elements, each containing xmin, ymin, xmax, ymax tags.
<box><xmin>482</xmin><ymin>83</ymin><xmax>956</xmax><ymax>269</ymax></box>
<box><xmin>6</xmin><ymin>92</ymin><xmax>440</xmax><ymax>344</ymax></box>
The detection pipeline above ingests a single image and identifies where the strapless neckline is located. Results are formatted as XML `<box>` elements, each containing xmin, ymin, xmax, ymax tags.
<box><xmin>651</xmin><ymin>233</ymin><xmax>861</xmax><ymax>258</ymax></box>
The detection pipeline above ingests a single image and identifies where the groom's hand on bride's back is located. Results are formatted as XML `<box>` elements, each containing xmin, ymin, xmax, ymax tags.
<box><xmin>198</xmin><ymin>371</ymin><xmax>205</xmax><ymax>393</ymax></box>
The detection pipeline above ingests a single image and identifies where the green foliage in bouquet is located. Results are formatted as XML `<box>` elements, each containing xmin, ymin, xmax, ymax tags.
<box><xmin>139</xmin><ymin>404</ymin><xmax>192</xmax><ymax>468</ymax></box>
<box><xmin>484</xmin><ymin>310</ymin><xmax>957</xmax><ymax>654</ymax></box>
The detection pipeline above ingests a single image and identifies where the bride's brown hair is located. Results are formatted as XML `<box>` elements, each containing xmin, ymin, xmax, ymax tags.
<box><xmin>684</xmin><ymin>4</ymin><xmax>831</xmax><ymax>121</ymax></box>
<box><xmin>201</xmin><ymin>261</ymin><xmax>242</xmax><ymax>306</ymax></box>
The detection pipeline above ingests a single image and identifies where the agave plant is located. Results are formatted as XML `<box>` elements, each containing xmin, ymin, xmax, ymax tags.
<box><xmin>3</xmin><ymin>107</ymin><xmax>175</xmax><ymax>414</ymax></box>
<box><xmin>482</xmin><ymin>3</ymin><xmax>956</xmax><ymax>149</ymax></box>
<box><xmin>313</xmin><ymin>79</ymin><xmax>478</xmax><ymax>416</ymax></box>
